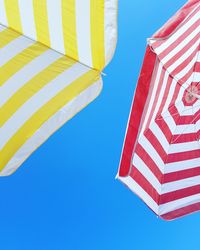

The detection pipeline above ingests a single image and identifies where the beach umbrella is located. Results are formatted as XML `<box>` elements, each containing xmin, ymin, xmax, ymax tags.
<box><xmin>0</xmin><ymin>0</ymin><xmax>117</xmax><ymax>176</ymax></box>
<box><xmin>117</xmin><ymin>0</ymin><xmax>200</xmax><ymax>220</ymax></box>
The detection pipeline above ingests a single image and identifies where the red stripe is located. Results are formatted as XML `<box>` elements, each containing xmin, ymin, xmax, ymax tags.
<box><xmin>118</xmin><ymin>47</ymin><xmax>156</xmax><ymax>177</ymax></box>
<box><xmin>160</xmin><ymin>185</ymin><xmax>200</xmax><ymax>204</ymax></box>
<box><xmin>161</xmin><ymin>202</ymin><xmax>200</xmax><ymax>220</ymax></box>
<box><xmin>167</xmin><ymin>149</ymin><xmax>200</xmax><ymax>163</ymax></box>
<box><xmin>171</xmin><ymin>133</ymin><xmax>197</xmax><ymax>143</ymax></box>
<box><xmin>195</xmin><ymin>62</ymin><xmax>200</xmax><ymax>71</ymax></box>
<box><xmin>164</xmin><ymin>166</ymin><xmax>200</xmax><ymax>183</ymax></box>
<box><xmin>178</xmin><ymin>113</ymin><xmax>199</xmax><ymax>125</ymax></box>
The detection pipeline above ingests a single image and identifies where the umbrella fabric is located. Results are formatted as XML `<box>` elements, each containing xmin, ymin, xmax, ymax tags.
<box><xmin>0</xmin><ymin>0</ymin><xmax>117</xmax><ymax>176</ymax></box>
<box><xmin>0</xmin><ymin>0</ymin><xmax>117</xmax><ymax>71</ymax></box>
<box><xmin>117</xmin><ymin>0</ymin><xmax>200</xmax><ymax>220</ymax></box>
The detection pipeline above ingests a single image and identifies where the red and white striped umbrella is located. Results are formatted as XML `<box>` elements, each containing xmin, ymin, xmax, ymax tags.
<box><xmin>117</xmin><ymin>0</ymin><xmax>200</xmax><ymax>220</ymax></box>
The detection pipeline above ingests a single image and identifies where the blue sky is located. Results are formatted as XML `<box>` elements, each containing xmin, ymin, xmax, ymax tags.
<box><xmin>1</xmin><ymin>1</ymin><xmax>200</xmax><ymax>250</ymax></box>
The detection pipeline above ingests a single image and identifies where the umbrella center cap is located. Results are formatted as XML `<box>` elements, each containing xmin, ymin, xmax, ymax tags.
<box><xmin>183</xmin><ymin>84</ymin><xmax>200</xmax><ymax>106</ymax></box>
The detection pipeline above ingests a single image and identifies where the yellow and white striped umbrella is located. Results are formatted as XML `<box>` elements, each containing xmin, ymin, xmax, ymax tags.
<box><xmin>0</xmin><ymin>0</ymin><xmax>118</xmax><ymax>176</ymax></box>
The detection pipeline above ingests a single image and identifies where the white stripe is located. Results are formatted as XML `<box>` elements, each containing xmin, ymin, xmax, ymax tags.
<box><xmin>0</xmin><ymin>36</ymin><xmax>34</xmax><ymax>67</ymax></box>
<box><xmin>46</xmin><ymin>0</ymin><xmax>65</xmax><ymax>54</ymax></box>
<box><xmin>0</xmin><ymin>63</ymin><xmax>89</xmax><ymax>149</ymax></box>
<box><xmin>165</xmin><ymin>158</ymin><xmax>200</xmax><ymax>173</ymax></box>
<box><xmin>196</xmin><ymin>119</ymin><xmax>200</xmax><ymax>131</ymax></box>
<box><xmin>0</xmin><ymin>0</ymin><xmax>8</xmax><ymax>26</ymax></box>
<box><xmin>18</xmin><ymin>0</ymin><xmax>37</xmax><ymax>40</ymax></box>
<box><xmin>76</xmin><ymin>0</ymin><xmax>92</xmax><ymax>67</ymax></box>
<box><xmin>0</xmin><ymin>50</ymin><xmax>61</xmax><ymax>106</ymax></box>
<box><xmin>104</xmin><ymin>0</ymin><xmax>118</xmax><ymax>65</ymax></box>
<box><xmin>159</xmin><ymin>193</ymin><xmax>200</xmax><ymax>216</ymax></box>
<box><xmin>0</xmin><ymin>79</ymin><xmax>102</xmax><ymax>176</ymax></box>
<box><xmin>169</xmin><ymin>141</ymin><xmax>200</xmax><ymax>153</ymax></box>
<box><xmin>162</xmin><ymin>175</ymin><xmax>200</xmax><ymax>194</ymax></box>
<box><xmin>118</xmin><ymin>176</ymin><xmax>159</xmax><ymax>214</ymax></box>
<box><xmin>193</xmin><ymin>72</ymin><xmax>200</xmax><ymax>82</ymax></box>
<box><xmin>197</xmin><ymin>51</ymin><xmax>200</xmax><ymax>62</ymax></box>
<box><xmin>173</xmin><ymin>123</ymin><xmax>196</xmax><ymax>135</ymax></box>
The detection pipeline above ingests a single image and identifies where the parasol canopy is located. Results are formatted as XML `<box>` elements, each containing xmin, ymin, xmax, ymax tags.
<box><xmin>117</xmin><ymin>0</ymin><xmax>200</xmax><ymax>220</ymax></box>
<box><xmin>0</xmin><ymin>0</ymin><xmax>118</xmax><ymax>176</ymax></box>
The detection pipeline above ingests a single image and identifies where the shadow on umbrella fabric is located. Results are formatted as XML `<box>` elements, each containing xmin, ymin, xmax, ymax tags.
<box><xmin>0</xmin><ymin>1</ymin><xmax>118</xmax><ymax>176</ymax></box>
<box><xmin>117</xmin><ymin>0</ymin><xmax>200</xmax><ymax>220</ymax></box>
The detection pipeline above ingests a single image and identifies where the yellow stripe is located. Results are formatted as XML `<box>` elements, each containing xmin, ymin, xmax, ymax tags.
<box><xmin>62</xmin><ymin>0</ymin><xmax>78</xmax><ymax>60</ymax></box>
<box><xmin>0</xmin><ymin>43</ymin><xmax>48</xmax><ymax>86</ymax></box>
<box><xmin>32</xmin><ymin>0</ymin><xmax>51</xmax><ymax>47</ymax></box>
<box><xmin>91</xmin><ymin>0</ymin><xmax>105</xmax><ymax>70</ymax></box>
<box><xmin>0</xmin><ymin>28</ymin><xmax>20</xmax><ymax>48</ymax></box>
<box><xmin>0</xmin><ymin>70</ymin><xmax>100</xmax><ymax>170</ymax></box>
<box><xmin>0</xmin><ymin>56</ymin><xmax>75</xmax><ymax>127</ymax></box>
<box><xmin>4</xmin><ymin>0</ymin><xmax>22</xmax><ymax>33</ymax></box>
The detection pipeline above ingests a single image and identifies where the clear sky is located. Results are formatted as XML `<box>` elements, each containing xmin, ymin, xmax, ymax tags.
<box><xmin>1</xmin><ymin>1</ymin><xmax>199</xmax><ymax>250</ymax></box>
